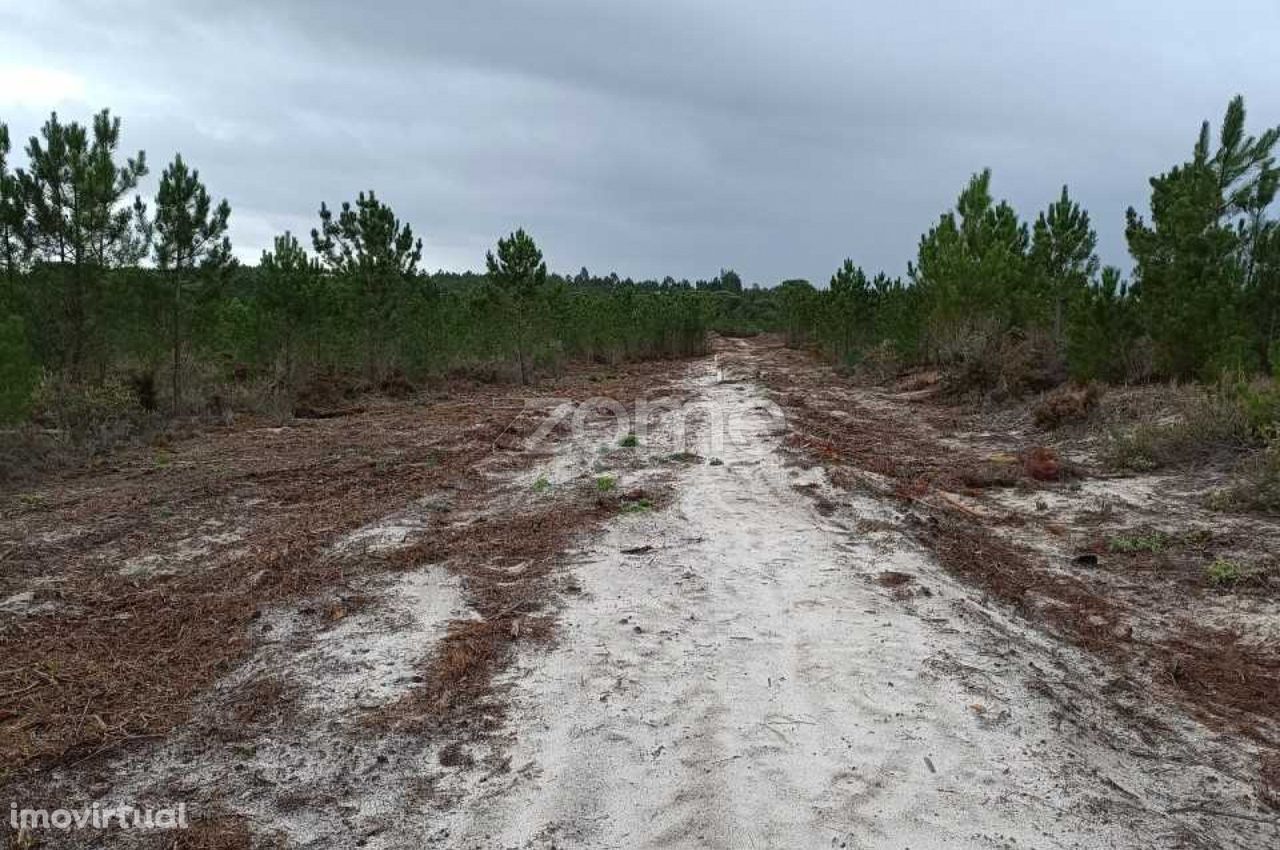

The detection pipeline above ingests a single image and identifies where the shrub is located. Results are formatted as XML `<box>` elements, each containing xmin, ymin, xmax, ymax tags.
<box><xmin>618</xmin><ymin>433</ymin><xmax>638</xmax><ymax>448</ymax></box>
<box><xmin>1211</xmin><ymin>427</ymin><xmax>1280</xmax><ymax>514</ymax></box>
<box><xmin>942</xmin><ymin>327</ymin><xmax>1064</xmax><ymax>401</ymax></box>
<box><xmin>1103</xmin><ymin>382</ymin><xmax>1255</xmax><ymax>471</ymax></box>
<box><xmin>1231</xmin><ymin>378</ymin><xmax>1280</xmax><ymax>434</ymax></box>
<box><xmin>595</xmin><ymin>475</ymin><xmax>617</xmax><ymax>493</ymax></box>
<box><xmin>30</xmin><ymin>375</ymin><xmax>150</xmax><ymax>451</ymax></box>
<box><xmin>854</xmin><ymin>341</ymin><xmax>902</xmax><ymax>383</ymax></box>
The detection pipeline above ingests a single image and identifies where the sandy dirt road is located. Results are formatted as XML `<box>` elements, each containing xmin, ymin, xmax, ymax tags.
<box><xmin>432</xmin><ymin>348</ymin><xmax>1274</xmax><ymax>849</ymax></box>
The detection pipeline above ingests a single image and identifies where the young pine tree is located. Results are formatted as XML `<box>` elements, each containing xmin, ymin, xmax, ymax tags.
<box><xmin>18</xmin><ymin>110</ymin><xmax>149</xmax><ymax>377</ymax></box>
<box><xmin>260</xmin><ymin>231</ymin><xmax>320</xmax><ymax>392</ymax></box>
<box><xmin>485</xmin><ymin>228</ymin><xmax>547</xmax><ymax>384</ymax></box>
<box><xmin>311</xmin><ymin>191</ymin><xmax>421</xmax><ymax>377</ymax></box>
<box><xmin>827</xmin><ymin>260</ymin><xmax>875</xmax><ymax>363</ymax></box>
<box><xmin>1126</xmin><ymin>95</ymin><xmax>1279</xmax><ymax>378</ymax></box>
<box><xmin>909</xmin><ymin>170</ymin><xmax>1030</xmax><ymax>361</ymax></box>
<box><xmin>1030</xmin><ymin>186</ymin><xmax>1099</xmax><ymax>352</ymax></box>
<box><xmin>1066</xmin><ymin>267</ymin><xmax>1137</xmax><ymax>383</ymax></box>
<box><xmin>0</xmin><ymin>122</ymin><xmax>29</xmax><ymax>302</ymax></box>
<box><xmin>153</xmin><ymin>154</ymin><xmax>231</xmax><ymax>411</ymax></box>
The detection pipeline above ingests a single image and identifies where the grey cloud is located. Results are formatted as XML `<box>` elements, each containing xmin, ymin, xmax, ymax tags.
<box><xmin>2</xmin><ymin>0</ymin><xmax>1278</xmax><ymax>283</ymax></box>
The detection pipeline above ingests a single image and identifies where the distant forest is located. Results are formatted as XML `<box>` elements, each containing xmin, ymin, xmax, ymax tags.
<box><xmin>1</xmin><ymin>95</ymin><xmax>1278</xmax><ymax>430</ymax></box>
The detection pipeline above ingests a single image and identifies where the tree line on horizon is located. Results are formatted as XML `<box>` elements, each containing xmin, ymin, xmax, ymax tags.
<box><xmin>781</xmin><ymin>95</ymin><xmax>1280</xmax><ymax>394</ymax></box>
<box><xmin>1</xmin><ymin>96</ymin><xmax>1278</xmax><ymax>437</ymax></box>
<box><xmin>0</xmin><ymin>111</ymin><xmax>764</xmax><ymax>430</ymax></box>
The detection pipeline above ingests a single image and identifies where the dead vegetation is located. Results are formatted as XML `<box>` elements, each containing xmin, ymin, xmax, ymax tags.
<box><xmin>1032</xmin><ymin>382</ymin><xmax>1102</xmax><ymax>430</ymax></box>
<box><xmin>0</xmin><ymin>356</ymin><xmax>682</xmax><ymax>802</ymax></box>
<box><xmin>372</xmin><ymin>480</ymin><xmax>671</xmax><ymax>738</ymax></box>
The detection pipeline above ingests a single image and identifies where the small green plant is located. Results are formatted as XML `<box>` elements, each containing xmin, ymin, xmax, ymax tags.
<box><xmin>532</xmin><ymin>476</ymin><xmax>551</xmax><ymax>494</ymax></box>
<box><xmin>595</xmin><ymin>475</ymin><xmax>617</xmax><ymax>493</ymax></box>
<box><xmin>708</xmin><ymin>457</ymin><xmax>724</xmax><ymax>466</ymax></box>
<box><xmin>1107</xmin><ymin>531</ymin><xmax>1168</xmax><ymax>554</ymax></box>
<box><xmin>1205</xmin><ymin>557</ymin><xmax>1244</xmax><ymax>586</ymax></box>
<box><xmin>619</xmin><ymin>433</ymin><xmax>639</xmax><ymax>448</ymax></box>
<box><xmin>621</xmin><ymin>498</ymin><xmax>652</xmax><ymax>513</ymax></box>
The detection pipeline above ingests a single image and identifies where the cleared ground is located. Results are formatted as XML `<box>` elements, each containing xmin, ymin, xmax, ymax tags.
<box><xmin>2</xmin><ymin>337</ymin><xmax>1277</xmax><ymax>848</ymax></box>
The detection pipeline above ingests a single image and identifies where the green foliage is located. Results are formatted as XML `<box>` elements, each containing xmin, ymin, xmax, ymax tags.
<box><xmin>618</xmin><ymin>433</ymin><xmax>638</xmax><ymax>448</ymax></box>
<box><xmin>595</xmin><ymin>474</ymin><xmax>617</xmax><ymax>493</ymax></box>
<box><xmin>779</xmin><ymin>97</ymin><xmax>1277</xmax><ymax>392</ymax></box>
<box><xmin>1228</xmin><ymin>376</ymin><xmax>1280</xmax><ymax>434</ymax></box>
<box><xmin>485</xmin><ymin>228</ymin><xmax>548</xmax><ymax>384</ymax></box>
<box><xmin>910</xmin><ymin>169</ymin><xmax>1034</xmax><ymax>357</ymax></box>
<box><xmin>259</xmin><ymin>231</ymin><xmax>321</xmax><ymax>389</ymax></box>
<box><xmin>1067</xmin><ymin>267</ymin><xmax>1140</xmax><ymax>382</ymax></box>
<box><xmin>0</xmin><ymin>314</ymin><xmax>37</xmax><ymax>423</ymax></box>
<box><xmin>1107</xmin><ymin>531</ymin><xmax>1169</xmax><ymax>554</ymax></box>
<box><xmin>1031</xmin><ymin>185</ymin><xmax>1098</xmax><ymax>348</ymax></box>
<box><xmin>1126</xmin><ymin>96</ymin><xmax>1279</xmax><ymax>379</ymax></box>
<box><xmin>312</xmin><ymin>191</ymin><xmax>422</xmax><ymax>377</ymax></box>
<box><xmin>30</xmin><ymin>374</ymin><xmax>146</xmax><ymax>448</ymax></box>
<box><xmin>0</xmin><ymin>122</ymin><xmax>29</xmax><ymax>289</ymax></box>
<box><xmin>7</xmin><ymin>97</ymin><xmax>1280</xmax><ymax>446</ymax></box>
<box><xmin>1206</xmin><ymin>557</ymin><xmax>1244</xmax><ymax>586</ymax></box>
<box><xmin>532</xmin><ymin>476</ymin><xmax>551</xmax><ymax>493</ymax></box>
<box><xmin>154</xmin><ymin>153</ymin><xmax>232</xmax><ymax>410</ymax></box>
<box><xmin>16</xmin><ymin>110</ymin><xmax>148</xmax><ymax>376</ymax></box>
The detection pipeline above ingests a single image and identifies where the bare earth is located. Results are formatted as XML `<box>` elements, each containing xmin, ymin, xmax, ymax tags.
<box><xmin>3</xmin><ymin>337</ymin><xmax>1277</xmax><ymax>849</ymax></box>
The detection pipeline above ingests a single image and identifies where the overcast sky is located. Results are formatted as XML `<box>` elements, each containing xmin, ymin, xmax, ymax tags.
<box><xmin>2</xmin><ymin>1</ymin><xmax>1277</xmax><ymax>284</ymax></box>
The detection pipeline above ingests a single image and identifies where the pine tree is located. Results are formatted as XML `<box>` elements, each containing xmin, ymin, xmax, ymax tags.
<box><xmin>719</xmin><ymin>268</ymin><xmax>743</xmax><ymax>293</ymax></box>
<box><xmin>1126</xmin><ymin>96</ymin><xmax>1279</xmax><ymax>378</ymax></box>
<box><xmin>485</xmin><ymin>228</ymin><xmax>547</xmax><ymax>384</ymax></box>
<box><xmin>311</xmin><ymin>191</ymin><xmax>421</xmax><ymax>377</ymax></box>
<box><xmin>909</xmin><ymin>170</ymin><xmax>1030</xmax><ymax>360</ymax></box>
<box><xmin>18</xmin><ymin>110</ymin><xmax>148</xmax><ymax>376</ymax></box>
<box><xmin>1031</xmin><ymin>186</ymin><xmax>1099</xmax><ymax>350</ymax></box>
<box><xmin>153</xmin><ymin>154</ymin><xmax>231</xmax><ymax>410</ymax></box>
<box><xmin>260</xmin><ymin>231</ymin><xmax>320</xmax><ymax>391</ymax></box>
<box><xmin>1067</xmin><ymin>266</ymin><xmax>1137</xmax><ymax>382</ymax></box>
<box><xmin>827</xmin><ymin>259</ymin><xmax>874</xmax><ymax>363</ymax></box>
<box><xmin>0</xmin><ymin>122</ymin><xmax>29</xmax><ymax>299</ymax></box>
